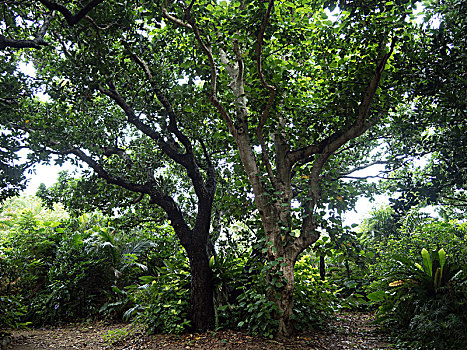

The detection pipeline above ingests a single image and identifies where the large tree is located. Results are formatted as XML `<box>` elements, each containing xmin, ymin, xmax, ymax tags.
<box><xmin>155</xmin><ymin>0</ymin><xmax>418</xmax><ymax>336</ymax></box>
<box><xmin>2</xmin><ymin>0</ymin><xmax>222</xmax><ymax>332</ymax></box>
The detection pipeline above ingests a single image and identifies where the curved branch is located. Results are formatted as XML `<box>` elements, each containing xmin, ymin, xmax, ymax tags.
<box><xmin>288</xmin><ymin>37</ymin><xmax>397</xmax><ymax>168</ymax></box>
<box><xmin>99</xmin><ymin>79</ymin><xmax>213</xmax><ymax>202</ymax></box>
<box><xmin>162</xmin><ymin>3</ymin><xmax>236</xmax><ymax>139</ymax></box>
<box><xmin>97</xmin><ymin>83</ymin><xmax>185</xmax><ymax>164</ymax></box>
<box><xmin>161</xmin><ymin>2</ymin><xmax>192</xmax><ymax>29</ymax></box>
<box><xmin>68</xmin><ymin>147</ymin><xmax>193</xmax><ymax>240</ymax></box>
<box><xmin>256</xmin><ymin>0</ymin><xmax>276</xmax><ymax>93</ymax></box>
<box><xmin>188</xmin><ymin>19</ymin><xmax>217</xmax><ymax>98</ymax></box>
<box><xmin>124</xmin><ymin>46</ymin><xmax>193</xmax><ymax>154</ymax></box>
<box><xmin>102</xmin><ymin>146</ymin><xmax>133</xmax><ymax>168</ymax></box>
<box><xmin>38</xmin><ymin>0</ymin><xmax>105</xmax><ymax>26</ymax></box>
<box><xmin>294</xmin><ymin>37</ymin><xmax>397</xmax><ymax>252</ymax></box>
<box><xmin>69</xmin><ymin>148</ymin><xmax>151</xmax><ymax>194</ymax></box>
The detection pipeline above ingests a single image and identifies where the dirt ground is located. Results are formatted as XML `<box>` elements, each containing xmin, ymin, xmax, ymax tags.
<box><xmin>8</xmin><ymin>312</ymin><xmax>393</xmax><ymax>350</ymax></box>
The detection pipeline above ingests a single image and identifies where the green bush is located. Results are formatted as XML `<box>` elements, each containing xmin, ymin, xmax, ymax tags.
<box><xmin>0</xmin><ymin>198</ymin><xmax>158</xmax><ymax>327</ymax></box>
<box><xmin>28</xmin><ymin>229</ymin><xmax>115</xmax><ymax>325</ymax></box>
<box><xmin>215</xmin><ymin>251</ymin><xmax>337</xmax><ymax>337</ymax></box>
<box><xmin>372</xmin><ymin>248</ymin><xmax>467</xmax><ymax>349</ymax></box>
<box><xmin>0</xmin><ymin>295</ymin><xmax>29</xmax><ymax>330</ymax></box>
<box><xmin>0</xmin><ymin>202</ymin><xmax>64</xmax><ymax>328</ymax></box>
<box><xmin>216</xmin><ymin>258</ymin><xmax>279</xmax><ymax>339</ymax></box>
<box><xmin>293</xmin><ymin>255</ymin><xmax>339</xmax><ymax>331</ymax></box>
<box><xmin>127</xmin><ymin>249</ymin><xmax>191</xmax><ymax>334</ymax></box>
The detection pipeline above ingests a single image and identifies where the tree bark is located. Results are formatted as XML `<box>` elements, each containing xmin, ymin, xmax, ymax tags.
<box><xmin>319</xmin><ymin>255</ymin><xmax>326</xmax><ymax>281</ymax></box>
<box><xmin>275</xmin><ymin>256</ymin><xmax>296</xmax><ymax>337</ymax></box>
<box><xmin>186</xmin><ymin>241</ymin><xmax>215</xmax><ymax>332</ymax></box>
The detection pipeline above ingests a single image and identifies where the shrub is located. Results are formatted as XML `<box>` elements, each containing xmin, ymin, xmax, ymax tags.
<box><xmin>293</xmin><ymin>255</ymin><xmax>339</xmax><ymax>331</ymax></box>
<box><xmin>0</xmin><ymin>295</ymin><xmax>29</xmax><ymax>330</ymax></box>
<box><xmin>126</xmin><ymin>249</ymin><xmax>191</xmax><ymax>334</ymax></box>
<box><xmin>28</xmin><ymin>230</ymin><xmax>114</xmax><ymax>325</ymax></box>
<box><xmin>372</xmin><ymin>247</ymin><xmax>467</xmax><ymax>349</ymax></box>
<box><xmin>216</xmin><ymin>256</ymin><xmax>279</xmax><ymax>339</ymax></box>
<box><xmin>216</xmin><ymin>251</ymin><xmax>337</xmax><ymax>337</ymax></box>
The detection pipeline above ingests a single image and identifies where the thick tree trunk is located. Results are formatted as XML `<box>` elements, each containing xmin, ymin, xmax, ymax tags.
<box><xmin>186</xmin><ymin>243</ymin><xmax>215</xmax><ymax>332</ymax></box>
<box><xmin>275</xmin><ymin>258</ymin><xmax>295</xmax><ymax>337</ymax></box>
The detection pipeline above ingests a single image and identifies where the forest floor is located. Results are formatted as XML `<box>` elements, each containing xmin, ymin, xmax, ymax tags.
<box><xmin>9</xmin><ymin>311</ymin><xmax>393</xmax><ymax>349</ymax></box>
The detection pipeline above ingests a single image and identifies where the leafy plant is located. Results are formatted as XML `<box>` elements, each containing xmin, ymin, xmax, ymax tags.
<box><xmin>102</xmin><ymin>324</ymin><xmax>141</xmax><ymax>347</ymax></box>
<box><xmin>0</xmin><ymin>295</ymin><xmax>29</xmax><ymax>330</ymax></box>
<box><xmin>215</xmin><ymin>249</ymin><xmax>280</xmax><ymax>338</ymax></box>
<box><xmin>372</xmin><ymin>247</ymin><xmax>467</xmax><ymax>349</ymax></box>
<box><xmin>292</xmin><ymin>255</ymin><xmax>338</xmax><ymax>331</ymax></box>
<box><xmin>126</xmin><ymin>249</ymin><xmax>192</xmax><ymax>334</ymax></box>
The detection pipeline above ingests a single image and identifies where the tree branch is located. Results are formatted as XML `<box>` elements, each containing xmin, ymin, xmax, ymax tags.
<box><xmin>294</xmin><ymin>36</ymin><xmax>397</xmax><ymax>252</ymax></box>
<box><xmin>333</xmin><ymin>160</ymin><xmax>388</xmax><ymax>178</ymax></box>
<box><xmin>162</xmin><ymin>3</ymin><xmax>236</xmax><ymax>139</ymax></box>
<box><xmin>97</xmin><ymin>83</ymin><xmax>185</xmax><ymax>164</ymax></box>
<box><xmin>38</xmin><ymin>0</ymin><xmax>105</xmax><ymax>26</ymax></box>
<box><xmin>124</xmin><ymin>46</ymin><xmax>193</xmax><ymax>154</ymax></box>
<box><xmin>199</xmin><ymin>138</ymin><xmax>216</xmax><ymax>196</ymax></box>
<box><xmin>161</xmin><ymin>2</ymin><xmax>193</xmax><ymax>29</ymax></box>
<box><xmin>440</xmin><ymin>195</ymin><xmax>467</xmax><ymax>204</ymax></box>
<box><xmin>69</xmin><ymin>148</ymin><xmax>152</xmax><ymax>195</ymax></box>
<box><xmin>102</xmin><ymin>146</ymin><xmax>133</xmax><ymax>168</ymax></box>
<box><xmin>67</xmin><ymin>147</ymin><xmax>193</xmax><ymax>239</ymax></box>
<box><xmin>99</xmin><ymin>78</ymin><xmax>213</xmax><ymax>202</ymax></box>
<box><xmin>0</xmin><ymin>12</ymin><xmax>53</xmax><ymax>50</ymax></box>
<box><xmin>289</xmin><ymin>37</ymin><xmax>397</xmax><ymax>169</ymax></box>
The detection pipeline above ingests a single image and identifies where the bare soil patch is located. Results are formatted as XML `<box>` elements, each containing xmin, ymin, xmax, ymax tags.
<box><xmin>9</xmin><ymin>312</ymin><xmax>392</xmax><ymax>349</ymax></box>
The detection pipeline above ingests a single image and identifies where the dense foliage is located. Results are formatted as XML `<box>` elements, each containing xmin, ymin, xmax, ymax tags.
<box><xmin>0</xmin><ymin>196</ymin><xmax>337</xmax><ymax>337</ymax></box>
<box><xmin>359</xmin><ymin>209</ymin><xmax>467</xmax><ymax>349</ymax></box>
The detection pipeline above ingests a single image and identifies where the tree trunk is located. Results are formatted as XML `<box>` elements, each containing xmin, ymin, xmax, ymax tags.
<box><xmin>275</xmin><ymin>257</ymin><xmax>295</xmax><ymax>337</ymax></box>
<box><xmin>319</xmin><ymin>255</ymin><xmax>326</xmax><ymax>281</ymax></box>
<box><xmin>186</xmin><ymin>242</ymin><xmax>215</xmax><ymax>332</ymax></box>
<box><xmin>345</xmin><ymin>259</ymin><xmax>351</xmax><ymax>278</ymax></box>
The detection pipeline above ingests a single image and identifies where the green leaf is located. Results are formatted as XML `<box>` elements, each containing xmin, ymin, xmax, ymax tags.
<box><xmin>415</xmin><ymin>262</ymin><xmax>424</xmax><ymax>272</ymax></box>
<box><xmin>438</xmin><ymin>248</ymin><xmax>446</xmax><ymax>269</ymax></box>
<box><xmin>367</xmin><ymin>291</ymin><xmax>387</xmax><ymax>302</ymax></box>
<box><xmin>209</xmin><ymin>255</ymin><xmax>215</xmax><ymax>268</ymax></box>
<box><xmin>421</xmin><ymin>248</ymin><xmax>432</xmax><ymax>277</ymax></box>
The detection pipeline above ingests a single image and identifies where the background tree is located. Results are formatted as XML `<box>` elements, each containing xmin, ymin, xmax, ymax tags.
<box><xmin>380</xmin><ymin>0</ymin><xmax>466</xmax><ymax>220</ymax></box>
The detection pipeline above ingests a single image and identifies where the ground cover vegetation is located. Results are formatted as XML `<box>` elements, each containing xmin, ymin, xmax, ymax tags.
<box><xmin>1</xmin><ymin>0</ymin><xmax>466</xmax><ymax>347</ymax></box>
